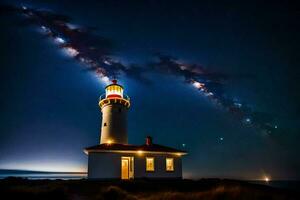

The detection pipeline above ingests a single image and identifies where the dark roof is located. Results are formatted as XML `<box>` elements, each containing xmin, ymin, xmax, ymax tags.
<box><xmin>84</xmin><ymin>143</ymin><xmax>187</xmax><ymax>154</ymax></box>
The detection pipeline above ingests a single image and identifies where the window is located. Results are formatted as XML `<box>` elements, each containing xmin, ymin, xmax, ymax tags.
<box><xmin>104</xmin><ymin>123</ymin><xmax>107</xmax><ymax>126</ymax></box>
<box><xmin>146</xmin><ymin>157</ymin><xmax>154</xmax><ymax>171</ymax></box>
<box><xmin>166</xmin><ymin>158</ymin><xmax>174</xmax><ymax>171</ymax></box>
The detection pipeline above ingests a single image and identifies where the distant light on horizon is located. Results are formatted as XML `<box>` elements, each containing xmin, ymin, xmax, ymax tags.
<box><xmin>264</xmin><ymin>176</ymin><xmax>270</xmax><ymax>182</ymax></box>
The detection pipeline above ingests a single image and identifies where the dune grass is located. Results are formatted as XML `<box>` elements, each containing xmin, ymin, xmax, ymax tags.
<box><xmin>0</xmin><ymin>177</ymin><xmax>297</xmax><ymax>200</ymax></box>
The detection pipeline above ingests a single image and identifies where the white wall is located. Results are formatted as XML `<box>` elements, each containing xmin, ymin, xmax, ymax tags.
<box><xmin>87</xmin><ymin>152</ymin><xmax>183</xmax><ymax>179</ymax></box>
<box><xmin>100</xmin><ymin>104</ymin><xmax>128</xmax><ymax>144</ymax></box>
<box><xmin>88</xmin><ymin>152</ymin><xmax>121</xmax><ymax>179</ymax></box>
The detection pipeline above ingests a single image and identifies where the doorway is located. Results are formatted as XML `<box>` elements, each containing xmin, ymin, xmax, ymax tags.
<box><xmin>121</xmin><ymin>156</ymin><xmax>134</xmax><ymax>179</ymax></box>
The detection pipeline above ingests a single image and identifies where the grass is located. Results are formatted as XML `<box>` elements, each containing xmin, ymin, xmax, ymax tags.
<box><xmin>0</xmin><ymin>177</ymin><xmax>298</xmax><ymax>200</ymax></box>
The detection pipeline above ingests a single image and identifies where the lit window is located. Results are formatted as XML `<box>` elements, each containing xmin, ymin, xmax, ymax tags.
<box><xmin>146</xmin><ymin>157</ymin><xmax>154</xmax><ymax>171</ymax></box>
<box><xmin>166</xmin><ymin>158</ymin><xmax>174</xmax><ymax>171</ymax></box>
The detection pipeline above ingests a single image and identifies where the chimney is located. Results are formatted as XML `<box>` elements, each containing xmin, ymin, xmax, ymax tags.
<box><xmin>145</xmin><ymin>136</ymin><xmax>152</xmax><ymax>146</ymax></box>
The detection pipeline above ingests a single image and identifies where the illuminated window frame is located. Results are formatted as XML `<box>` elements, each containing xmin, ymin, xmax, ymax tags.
<box><xmin>166</xmin><ymin>158</ymin><xmax>174</xmax><ymax>171</ymax></box>
<box><xmin>146</xmin><ymin>157</ymin><xmax>155</xmax><ymax>172</ymax></box>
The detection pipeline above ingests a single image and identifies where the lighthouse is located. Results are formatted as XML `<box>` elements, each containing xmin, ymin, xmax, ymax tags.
<box><xmin>84</xmin><ymin>80</ymin><xmax>187</xmax><ymax>179</ymax></box>
<box><xmin>99</xmin><ymin>80</ymin><xmax>130</xmax><ymax>144</ymax></box>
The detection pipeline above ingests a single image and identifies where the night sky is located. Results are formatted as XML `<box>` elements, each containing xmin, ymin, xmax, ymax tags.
<box><xmin>0</xmin><ymin>0</ymin><xmax>299</xmax><ymax>180</ymax></box>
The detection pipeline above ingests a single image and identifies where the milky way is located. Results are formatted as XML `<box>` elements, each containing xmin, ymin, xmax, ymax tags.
<box><xmin>150</xmin><ymin>54</ymin><xmax>280</xmax><ymax>137</ymax></box>
<box><xmin>0</xmin><ymin>4</ymin><xmax>281</xmax><ymax>137</ymax></box>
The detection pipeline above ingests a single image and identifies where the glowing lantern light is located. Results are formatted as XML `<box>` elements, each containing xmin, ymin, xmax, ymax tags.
<box><xmin>105</xmin><ymin>80</ymin><xmax>124</xmax><ymax>98</ymax></box>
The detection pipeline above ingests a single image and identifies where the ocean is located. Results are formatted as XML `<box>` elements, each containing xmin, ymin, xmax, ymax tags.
<box><xmin>0</xmin><ymin>169</ymin><xmax>87</xmax><ymax>180</ymax></box>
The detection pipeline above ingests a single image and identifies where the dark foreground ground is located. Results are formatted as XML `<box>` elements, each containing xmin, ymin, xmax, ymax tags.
<box><xmin>0</xmin><ymin>178</ymin><xmax>299</xmax><ymax>200</ymax></box>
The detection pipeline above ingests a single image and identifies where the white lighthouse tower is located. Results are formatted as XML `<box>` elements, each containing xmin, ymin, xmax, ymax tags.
<box><xmin>99</xmin><ymin>80</ymin><xmax>130</xmax><ymax>144</ymax></box>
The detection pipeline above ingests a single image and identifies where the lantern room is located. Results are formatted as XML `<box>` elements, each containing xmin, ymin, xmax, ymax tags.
<box><xmin>105</xmin><ymin>80</ymin><xmax>123</xmax><ymax>98</ymax></box>
<box><xmin>99</xmin><ymin>80</ymin><xmax>130</xmax><ymax>109</ymax></box>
